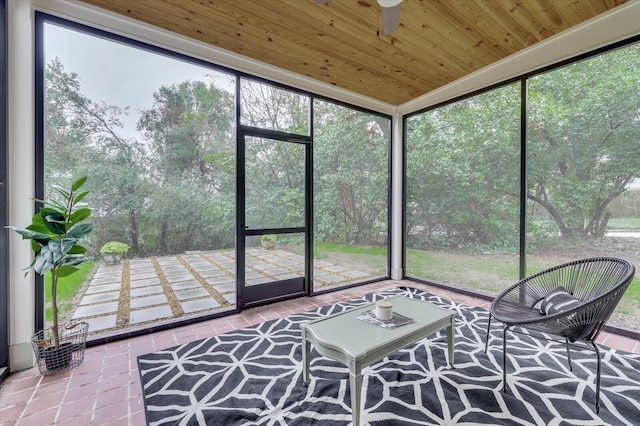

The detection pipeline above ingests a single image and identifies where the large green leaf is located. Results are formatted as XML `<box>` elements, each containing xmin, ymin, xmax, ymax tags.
<box><xmin>67</xmin><ymin>245</ymin><xmax>87</xmax><ymax>255</ymax></box>
<box><xmin>69</xmin><ymin>207</ymin><xmax>91</xmax><ymax>224</ymax></box>
<box><xmin>26</xmin><ymin>214</ymin><xmax>53</xmax><ymax>235</ymax></box>
<box><xmin>40</xmin><ymin>208</ymin><xmax>66</xmax><ymax>235</ymax></box>
<box><xmin>33</xmin><ymin>245</ymin><xmax>60</xmax><ymax>275</ymax></box>
<box><xmin>67</xmin><ymin>223</ymin><xmax>93</xmax><ymax>239</ymax></box>
<box><xmin>54</xmin><ymin>264</ymin><xmax>80</xmax><ymax>278</ymax></box>
<box><xmin>7</xmin><ymin>226</ymin><xmax>53</xmax><ymax>242</ymax></box>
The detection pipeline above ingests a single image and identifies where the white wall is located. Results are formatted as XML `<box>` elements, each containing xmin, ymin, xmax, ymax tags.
<box><xmin>7</xmin><ymin>0</ymin><xmax>36</xmax><ymax>372</ymax></box>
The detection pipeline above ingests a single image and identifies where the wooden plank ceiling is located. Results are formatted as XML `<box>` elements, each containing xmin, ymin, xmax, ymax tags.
<box><xmin>78</xmin><ymin>0</ymin><xmax>628</xmax><ymax>105</ymax></box>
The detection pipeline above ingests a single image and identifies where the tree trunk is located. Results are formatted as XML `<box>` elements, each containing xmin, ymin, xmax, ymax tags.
<box><xmin>160</xmin><ymin>221</ymin><xmax>168</xmax><ymax>255</ymax></box>
<box><xmin>129</xmin><ymin>209</ymin><xmax>140</xmax><ymax>255</ymax></box>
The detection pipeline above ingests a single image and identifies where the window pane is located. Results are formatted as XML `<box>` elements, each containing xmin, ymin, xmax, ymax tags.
<box><xmin>44</xmin><ymin>23</ymin><xmax>237</xmax><ymax>338</ymax></box>
<box><xmin>240</xmin><ymin>78</ymin><xmax>310</xmax><ymax>135</ymax></box>
<box><xmin>406</xmin><ymin>84</ymin><xmax>521</xmax><ymax>295</ymax></box>
<box><xmin>526</xmin><ymin>42</ymin><xmax>640</xmax><ymax>332</ymax></box>
<box><xmin>245</xmin><ymin>232</ymin><xmax>305</xmax><ymax>285</ymax></box>
<box><xmin>245</xmin><ymin>137</ymin><xmax>305</xmax><ymax>230</ymax></box>
<box><xmin>313</xmin><ymin>100</ymin><xmax>389</xmax><ymax>290</ymax></box>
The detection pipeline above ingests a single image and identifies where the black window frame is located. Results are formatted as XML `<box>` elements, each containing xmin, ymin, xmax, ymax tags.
<box><xmin>0</xmin><ymin>0</ymin><xmax>8</xmax><ymax>379</ymax></box>
<box><xmin>403</xmin><ymin>34</ymin><xmax>640</xmax><ymax>338</ymax></box>
<box><xmin>34</xmin><ymin>12</ymin><xmax>392</xmax><ymax>345</ymax></box>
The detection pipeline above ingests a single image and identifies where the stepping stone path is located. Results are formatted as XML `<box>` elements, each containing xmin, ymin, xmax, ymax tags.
<box><xmin>72</xmin><ymin>248</ymin><xmax>378</xmax><ymax>336</ymax></box>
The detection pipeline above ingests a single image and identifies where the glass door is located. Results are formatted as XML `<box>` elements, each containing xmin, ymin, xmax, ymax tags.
<box><xmin>238</xmin><ymin>129</ymin><xmax>311</xmax><ymax>307</ymax></box>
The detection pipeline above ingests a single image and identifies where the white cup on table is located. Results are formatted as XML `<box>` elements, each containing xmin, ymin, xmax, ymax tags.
<box><xmin>375</xmin><ymin>300</ymin><xmax>393</xmax><ymax>321</ymax></box>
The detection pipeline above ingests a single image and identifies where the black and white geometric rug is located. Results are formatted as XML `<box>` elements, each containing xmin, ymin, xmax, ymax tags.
<box><xmin>138</xmin><ymin>286</ymin><xmax>640</xmax><ymax>425</ymax></box>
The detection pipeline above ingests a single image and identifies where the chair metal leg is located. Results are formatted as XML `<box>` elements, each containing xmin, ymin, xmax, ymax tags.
<box><xmin>484</xmin><ymin>313</ymin><xmax>492</xmax><ymax>353</ymax></box>
<box><xmin>589</xmin><ymin>341</ymin><xmax>602</xmax><ymax>413</ymax></box>
<box><xmin>565</xmin><ymin>337</ymin><xmax>572</xmax><ymax>371</ymax></box>
<box><xmin>502</xmin><ymin>326</ymin><xmax>509</xmax><ymax>393</ymax></box>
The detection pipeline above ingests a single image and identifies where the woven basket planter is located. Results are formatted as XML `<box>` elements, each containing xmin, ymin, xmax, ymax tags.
<box><xmin>31</xmin><ymin>322</ymin><xmax>89</xmax><ymax>376</ymax></box>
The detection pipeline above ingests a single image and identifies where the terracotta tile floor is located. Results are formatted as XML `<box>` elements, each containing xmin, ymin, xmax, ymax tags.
<box><xmin>1</xmin><ymin>279</ymin><xmax>638</xmax><ymax>425</ymax></box>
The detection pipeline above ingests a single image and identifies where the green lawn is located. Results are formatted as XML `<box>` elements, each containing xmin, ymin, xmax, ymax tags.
<box><xmin>314</xmin><ymin>242</ymin><xmax>388</xmax><ymax>275</ymax></box>
<box><xmin>406</xmin><ymin>248</ymin><xmax>640</xmax><ymax>330</ymax></box>
<box><xmin>314</xmin><ymin>242</ymin><xmax>387</xmax><ymax>257</ymax></box>
<box><xmin>44</xmin><ymin>262</ymin><xmax>94</xmax><ymax>322</ymax></box>
<box><xmin>608</xmin><ymin>217</ymin><xmax>640</xmax><ymax>230</ymax></box>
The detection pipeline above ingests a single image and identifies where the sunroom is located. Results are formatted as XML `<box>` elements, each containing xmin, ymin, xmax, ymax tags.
<box><xmin>1</xmin><ymin>0</ymin><xmax>639</xmax><ymax>424</ymax></box>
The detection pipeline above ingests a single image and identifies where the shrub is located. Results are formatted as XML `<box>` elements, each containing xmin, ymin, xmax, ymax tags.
<box><xmin>261</xmin><ymin>234</ymin><xmax>277</xmax><ymax>243</ymax></box>
<box><xmin>100</xmin><ymin>241</ymin><xmax>130</xmax><ymax>255</ymax></box>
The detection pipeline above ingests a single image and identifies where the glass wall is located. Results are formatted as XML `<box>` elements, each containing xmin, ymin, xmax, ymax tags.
<box><xmin>313</xmin><ymin>100</ymin><xmax>390</xmax><ymax>290</ymax></box>
<box><xmin>405</xmin><ymin>84</ymin><xmax>521</xmax><ymax>295</ymax></box>
<box><xmin>39</xmin><ymin>16</ymin><xmax>392</xmax><ymax>340</ymax></box>
<box><xmin>526</xmin><ymin>43</ymin><xmax>640</xmax><ymax>331</ymax></box>
<box><xmin>42</xmin><ymin>21</ymin><xmax>237</xmax><ymax>338</ymax></box>
<box><xmin>406</xmin><ymin>40</ymin><xmax>640</xmax><ymax>334</ymax></box>
<box><xmin>240</xmin><ymin>79</ymin><xmax>310</xmax><ymax>135</ymax></box>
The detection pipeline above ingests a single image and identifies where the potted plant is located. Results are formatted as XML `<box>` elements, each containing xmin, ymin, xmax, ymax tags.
<box><xmin>8</xmin><ymin>176</ymin><xmax>93</xmax><ymax>375</ymax></box>
<box><xmin>261</xmin><ymin>234</ymin><xmax>277</xmax><ymax>249</ymax></box>
<box><xmin>100</xmin><ymin>241</ymin><xmax>129</xmax><ymax>264</ymax></box>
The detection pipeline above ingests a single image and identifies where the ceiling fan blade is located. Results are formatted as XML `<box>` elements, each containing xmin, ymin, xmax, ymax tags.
<box><xmin>380</xmin><ymin>3</ymin><xmax>401</xmax><ymax>34</ymax></box>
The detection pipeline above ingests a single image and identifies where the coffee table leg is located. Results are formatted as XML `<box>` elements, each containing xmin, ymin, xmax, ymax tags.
<box><xmin>302</xmin><ymin>332</ymin><xmax>310</xmax><ymax>385</ymax></box>
<box><xmin>447</xmin><ymin>316</ymin><xmax>455</xmax><ymax>367</ymax></box>
<box><xmin>350</xmin><ymin>371</ymin><xmax>363</xmax><ymax>426</ymax></box>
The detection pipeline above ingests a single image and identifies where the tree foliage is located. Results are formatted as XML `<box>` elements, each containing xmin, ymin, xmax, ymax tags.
<box><xmin>407</xmin><ymin>42</ymin><xmax>640</xmax><ymax>251</ymax></box>
<box><xmin>44</xmin><ymin>40</ymin><xmax>640</xmax><ymax>261</ymax></box>
<box><xmin>137</xmin><ymin>80</ymin><xmax>236</xmax><ymax>253</ymax></box>
<box><xmin>314</xmin><ymin>100</ymin><xmax>389</xmax><ymax>245</ymax></box>
<box><xmin>406</xmin><ymin>85</ymin><xmax>521</xmax><ymax>252</ymax></box>
<box><xmin>527</xmin><ymin>44</ymin><xmax>640</xmax><ymax>238</ymax></box>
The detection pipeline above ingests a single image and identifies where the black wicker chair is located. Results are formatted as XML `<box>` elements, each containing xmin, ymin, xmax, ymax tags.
<box><xmin>484</xmin><ymin>257</ymin><xmax>635</xmax><ymax>412</ymax></box>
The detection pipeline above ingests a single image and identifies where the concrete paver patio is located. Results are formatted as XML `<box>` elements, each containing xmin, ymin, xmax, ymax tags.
<box><xmin>71</xmin><ymin>248</ymin><xmax>380</xmax><ymax>336</ymax></box>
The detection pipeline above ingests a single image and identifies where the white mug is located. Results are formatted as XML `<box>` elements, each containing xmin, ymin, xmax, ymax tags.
<box><xmin>375</xmin><ymin>300</ymin><xmax>393</xmax><ymax>321</ymax></box>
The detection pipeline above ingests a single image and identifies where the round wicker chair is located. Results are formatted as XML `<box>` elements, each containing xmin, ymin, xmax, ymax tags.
<box><xmin>484</xmin><ymin>257</ymin><xmax>635</xmax><ymax>413</ymax></box>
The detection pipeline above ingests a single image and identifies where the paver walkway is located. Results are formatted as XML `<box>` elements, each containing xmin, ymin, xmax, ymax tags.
<box><xmin>71</xmin><ymin>248</ymin><xmax>379</xmax><ymax>336</ymax></box>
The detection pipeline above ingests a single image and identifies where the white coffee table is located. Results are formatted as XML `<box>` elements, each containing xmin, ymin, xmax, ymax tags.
<box><xmin>300</xmin><ymin>294</ymin><xmax>455</xmax><ymax>426</ymax></box>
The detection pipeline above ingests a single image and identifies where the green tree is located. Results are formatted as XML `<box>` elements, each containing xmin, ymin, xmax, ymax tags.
<box><xmin>137</xmin><ymin>80</ymin><xmax>236</xmax><ymax>254</ymax></box>
<box><xmin>407</xmin><ymin>43</ymin><xmax>640</xmax><ymax>250</ymax></box>
<box><xmin>406</xmin><ymin>84</ymin><xmax>521</xmax><ymax>251</ymax></box>
<box><xmin>239</xmin><ymin>81</ymin><xmax>310</xmax><ymax>233</ymax></box>
<box><xmin>527</xmin><ymin>44</ymin><xmax>640</xmax><ymax>238</ymax></box>
<box><xmin>314</xmin><ymin>101</ymin><xmax>389</xmax><ymax>245</ymax></box>
<box><xmin>45</xmin><ymin>59</ymin><xmax>147</xmax><ymax>256</ymax></box>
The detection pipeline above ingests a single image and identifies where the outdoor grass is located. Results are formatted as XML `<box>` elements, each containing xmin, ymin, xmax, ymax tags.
<box><xmin>314</xmin><ymin>242</ymin><xmax>388</xmax><ymax>275</ymax></box>
<box><xmin>624</xmin><ymin>276</ymin><xmax>640</xmax><ymax>304</ymax></box>
<box><xmin>532</xmin><ymin>218</ymin><xmax>640</xmax><ymax>231</ymax></box>
<box><xmin>314</xmin><ymin>242</ymin><xmax>387</xmax><ymax>257</ymax></box>
<box><xmin>44</xmin><ymin>262</ymin><xmax>94</xmax><ymax>322</ymax></box>
<box><xmin>406</xmin><ymin>248</ymin><xmax>640</xmax><ymax>329</ymax></box>
<box><xmin>608</xmin><ymin>217</ymin><xmax>640</xmax><ymax>229</ymax></box>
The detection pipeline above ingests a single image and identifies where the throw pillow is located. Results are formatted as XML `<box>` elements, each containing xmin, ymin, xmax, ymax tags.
<box><xmin>540</xmin><ymin>286</ymin><xmax>582</xmax><ymax>316</ymax></box>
